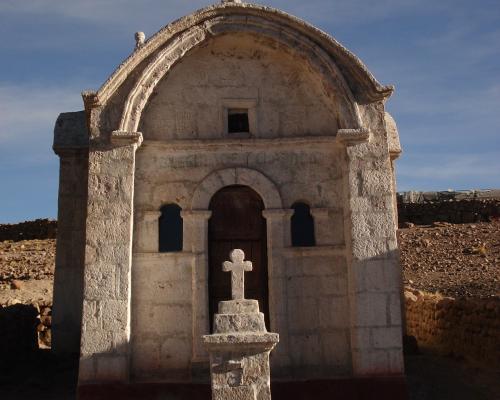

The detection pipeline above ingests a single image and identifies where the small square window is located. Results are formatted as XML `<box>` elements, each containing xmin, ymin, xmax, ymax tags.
<box><xmin>228</xmin><ymin>109</ymin><xmax>249</xmax><ymax>134</ymax></box>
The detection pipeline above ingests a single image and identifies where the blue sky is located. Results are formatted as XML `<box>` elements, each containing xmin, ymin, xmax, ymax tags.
<box><xmin>0</xmin><ymin>0</ymin><xmax>499</xmax><ymax>223</ymax></box>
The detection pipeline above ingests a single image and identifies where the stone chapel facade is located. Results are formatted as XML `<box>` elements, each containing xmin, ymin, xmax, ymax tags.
<box><xmin>52</xmin><ymin>0</ymin><xmax>404</xmax><ymax>393</ymax></box>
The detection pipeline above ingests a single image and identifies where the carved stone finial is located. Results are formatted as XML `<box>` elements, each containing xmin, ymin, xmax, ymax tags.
<box><xmin>135</xmin><ymin>31</ymin><xmax>145</xmax><ymax>49</ymax></box>
<box><xmin>221</xmin><ymin>0</ymin><xmax>242</xmax><ymax>4</ymax></box>
<box><xmin>222</xmin><ymin>249</ymin><xmax>252</xmax><ymax>300</ymax></box>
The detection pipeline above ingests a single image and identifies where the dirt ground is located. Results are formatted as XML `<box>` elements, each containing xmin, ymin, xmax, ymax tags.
<box><xmin>0</xmin><ymin>239</ymin><xmax>55</xmax><ymax>305</ymax></box>
<box><xmin>399</xmin><ymin>221</ymin><xmax>500</xmax><ymax>298</ymax></box>
<box><xmin>0</xmin><ymin>224</ymin><xmax>499</xmax><ymax>399</ymax></box>
<box><xmin>1</xmin><ymin>221</ymin><xmax>499</xmax><ymax>304</ymax></box>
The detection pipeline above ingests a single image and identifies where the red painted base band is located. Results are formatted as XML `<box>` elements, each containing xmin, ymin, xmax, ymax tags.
<box><xmin>78</xmin><ymin>376</ymin><xmax>408</xmax><ymax>400</ymax></box>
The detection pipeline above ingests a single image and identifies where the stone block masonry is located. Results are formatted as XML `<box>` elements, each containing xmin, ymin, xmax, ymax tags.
<box><xmin>405</xmin><ymin>290</ymin><xmax>499</xmax><ymax>366</ymax></box>
<box><xmin>50</xmin><ymin>2</ymin><xmax>407</xmax><ymax>394</ymax></box>
<box><xmin>203</xmin><ymin>249</ymin><xmax>278</xmax><ymax>400</ymax></box>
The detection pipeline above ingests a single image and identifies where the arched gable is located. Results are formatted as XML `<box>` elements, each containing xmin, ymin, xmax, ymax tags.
<box><xmin>83</xmin><ymin>3</ymin><xmax>393</xmax><ymax>137</ymax></box>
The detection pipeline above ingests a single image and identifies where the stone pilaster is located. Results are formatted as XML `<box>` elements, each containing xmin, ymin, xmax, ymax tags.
<box><xmin>181</xmin><ymin>210</ymin><xmax>213</xmax><ymax>363</ymax></box>
<box><xmin>262</xmin><ymin>209</ymin><xmax>293</xmax><ymax>375</ymax></box>
<box><xmin>52</xmin><ymin>148</ymin><xmax>88</xmax><ymax>355</ymax></box>
<box><xmin>133</xmin><ymin>210</ymin><xmax>161</xmax><ymax>253</ymax></box>
<box><xmin>338</xmin><ymin>125</ymin><xmax>404</xmax><ymax>376</ymax></box>
<box><xmin>310</xmin><ymin>208</ymin><xmax>330</xmax><ymax>245</ymax></box>
<box><xmin>310</xmin><ymin>208</ymin><xmax>345</xmax><ymax>246</ymax></box>
<box><xmin>78</xmin><ymin>131</ymin><xmax>143</xmax><ymax>384</ymax></box>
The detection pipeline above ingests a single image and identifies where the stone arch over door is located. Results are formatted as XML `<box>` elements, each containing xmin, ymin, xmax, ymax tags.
<box><xmin>191</xmin><ymin>168</ymin><xmax>283</xmax><ymax>210</ymax></box>
<box><xmin>188</xmin><ymin>167</ymin><xmax>286</xmax><ymax>364</ymax></box>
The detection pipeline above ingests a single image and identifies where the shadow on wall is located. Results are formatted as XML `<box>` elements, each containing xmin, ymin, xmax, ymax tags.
<box><xmin>75</xmin><ymin>247</ymin><xmax>408</xmax><ymax>399</ymax></box>
<box><xmin>405</xmin><ymin>291</ymin><xmax>500</xmax><ymax>367</ymax></box>
<box><xmin>0</xmin><ymin>303</ymin><xmax>39</xmax><ymax>354</ymax></box>
<box><xmin>0</xmin><ymin>303</ymin><xmax>79</xmax><ymax>400</ymax></box>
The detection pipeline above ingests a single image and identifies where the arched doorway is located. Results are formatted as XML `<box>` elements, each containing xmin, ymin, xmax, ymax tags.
<box><xmin>208</xmin><ymin>185</ymin><xmax>269</xmax><ymax>331</ymax></box>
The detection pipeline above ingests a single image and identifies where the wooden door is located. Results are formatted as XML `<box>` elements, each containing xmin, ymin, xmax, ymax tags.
<box><xmin>208</xmin><ymin>185</ymin><xmax>269</xmax><ymax>331</ymax></box>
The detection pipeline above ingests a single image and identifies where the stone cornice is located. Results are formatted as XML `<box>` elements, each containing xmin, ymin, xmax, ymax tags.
<box><xmin>310</xmin><ymin>208</ymin><xmax>333</xmax><ymax>218</ymax></box>
<box><xmin>390</xmin><ymin>149</ymin><xmax>402</xmax><ymax>161</ymax></box>
<box><xmin>262</xmin><ymin>209</ymin><xmax>294</xmax><ymax>219</ymax></box>
<box><xmin>133</xmin><ymin>252</ymin><xmax>197</xmax><ymax>261</ymax></box>
<box><xmin>280</xmin><ymin>245</ymin><xmax>346</xmax><ymax>257</ymax></box>
<box><xmin>135</xmin><ymin>210</ymin><xmax>162</xmax><ymax>222</ymax></box>
<box><xmin>52</xmin><ymin>146</ymin><xmax>88</xmax><ymax>157</ymax></box>
<box><xmin>110</xmin><ymin>131</ymin><xmax>143</xmax><ymax>147</ymax></box>
<box><xmin>141</xmin><ymin>135</ymin><xmax>340</xmax><ymax>152</ymax></box>
<box><xmin>336</xmin><ymin>128</ymin><xmax>371</xmax><ymax>146</ymax></box>
<box><xmin>181</xmin><ymin>210</ymin><xmax>213</xmax><ymax>220</ymax></box>
<box><xmin>81</xmin><ymin>90</ymin><xmax>100</xmax><ymax>109</ymax></box>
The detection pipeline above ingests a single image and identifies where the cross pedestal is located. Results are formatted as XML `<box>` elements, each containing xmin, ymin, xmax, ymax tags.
<box><xmin>203</xmin><ymin>249</ymin><xmax>279</xmax><ymax>400</ymax></box>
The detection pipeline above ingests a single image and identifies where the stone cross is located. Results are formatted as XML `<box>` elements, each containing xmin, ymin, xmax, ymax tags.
<box><xmin>223</xmin><ymin>249</ymin><xmax>252</xmax><ymax>300</ymax></box>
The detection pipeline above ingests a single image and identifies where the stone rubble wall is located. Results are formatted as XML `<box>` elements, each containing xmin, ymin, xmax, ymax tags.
<box><xmin>397</xmin><ymin>190</ymin><xmax>500</xmax><ymax>226</ymax></box>
<box><xmin>0</xmin><ymin>219</ymin><xmax>57</xmax><ymax>242</ymax></box>
<box><xmin>404</xmin><ymin>290</ymin><xmax>499</xmax><ymax>366</ymax></box>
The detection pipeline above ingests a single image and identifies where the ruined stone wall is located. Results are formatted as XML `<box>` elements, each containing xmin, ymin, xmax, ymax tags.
<box><xmin>405</xmin><ymin>290</ymin><xmax>499</xmax><ymax>366</ymax></box>
<box><xmin>0</xmin><ymin>219</ymin><xmax>57</xmax><ymax>242</ymax></box>
<box><xmin>397</xmin><ymin>191</ymin><xmax>500</xmax><ymax>226</ymax></box>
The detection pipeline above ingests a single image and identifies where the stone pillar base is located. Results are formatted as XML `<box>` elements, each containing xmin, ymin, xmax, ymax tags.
<box><xmin>202</xmin><ymin>299</ymin><xmax>279</xmax><ymax>400</ymax></box>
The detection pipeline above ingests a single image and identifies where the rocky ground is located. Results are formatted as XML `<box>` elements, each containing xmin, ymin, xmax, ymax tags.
<box><xmin>1</xmin><ymin>222</ymin><xmax>498</xmax><ymax>304</ymax></box>
<box><xmin>0</xmin><ymin>222</ymin><xmax>499</xmax><ymax>399</ymax></box>
<box><xmin>0</xmin><ymin>239</ymin><xmax>55</xmax><ymax>305</ymax></box>
<box><xmin>399</xmin><ymin>221</ymin><xmax>500</xmax><ymax>298</ymax></box>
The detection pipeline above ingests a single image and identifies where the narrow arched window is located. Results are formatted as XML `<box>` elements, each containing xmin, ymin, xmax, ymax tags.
<box><xmin>291</xmin><ymin>202</ymin><xmax>315</xmax><ymax>247</ymax></box>
<box><xmin>159</xmin><ymin>204</ymin><xmax>183</xmax><ymax>252</ymax></box>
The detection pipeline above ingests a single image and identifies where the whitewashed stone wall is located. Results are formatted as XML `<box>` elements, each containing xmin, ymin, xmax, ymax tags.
<box><xmin>52</xmin><ymin>2</ymin><xmax>404</xmax><ymax>388</ymax></box>
<box><xmin>52</xmin><ymin>111</ymin><xmax>89</xmax><ymax>355</ymax></box>
<box><xmin>131</xmin><ymin>139</ymin><xmax>348</xmax><ymax>380</ymax></box>
<box><xmin>343</xmin><ymin>103</ymin><xmax>404</xmax><ymax>375</ymax></box>
<box><xmin>131</xmin><ymin>253</ymin><xmax>195</xmax><ymax>381</ymax></box>
<box><xmin>52</xmin><ymin>149</ymin><xmax>88</xmax><ymax>354</ymax></box>
<box><xmin>139</xmin><ymin>34</ymin><xmax>343</xmax><ymax>140</ymax></box>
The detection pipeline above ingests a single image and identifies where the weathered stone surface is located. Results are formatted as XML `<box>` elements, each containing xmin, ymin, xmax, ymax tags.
<box><xmin>214</xmin><ymin>313</ymin><xmax>267</xmax><ymax>334</ymax></box>
<box><xmin>204</xmin><ymin>249</ymin><xmax>278</xmax><ymax>400</ymax></box>
<box><xmin>51</xmin><ymin>0</ymin><xmax>404</xmax><ymax>389</ymax></box>
<box><xmin>223</xmin><ymin>249</ymin><xmax>253</xmax><ymax>301</ymax></box>
<box><xmin>405</xmin><ymin>290</ymin><xmax>499</xmax><ymax>366</ymax></box>
<box><xmin>218</xmin><ymin>300</ymin><xmax>259</xmax><ymax>314</ymax></box>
